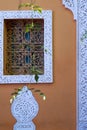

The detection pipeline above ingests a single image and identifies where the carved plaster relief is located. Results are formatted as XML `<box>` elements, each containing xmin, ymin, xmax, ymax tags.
<box><xmin>11</xmin><ymin>86</ymin><xmax>39</xmax><ymax>130</ymax></box>
<box><xmin>62</xmin><ymin>0</ymin><xmax>87</xmax><ymax>130</ymax></box>
<box><xmin>0</xmin><ymin>10</ymin><xmax>53</xmax><ymax>83</ymax></box>
<box><xmin>77</xmin><ymin>1</ymin><xmax>87</xmax><ymax>130</ymax></box>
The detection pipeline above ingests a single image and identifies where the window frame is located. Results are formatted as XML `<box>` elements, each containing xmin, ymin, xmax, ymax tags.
<box><xmin>0</xmin><ymin>10</ymin><xmax>53</xmax><ymax>83</ymax></box>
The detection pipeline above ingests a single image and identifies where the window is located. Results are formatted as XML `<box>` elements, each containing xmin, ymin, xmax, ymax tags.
<box><xmin>4</xmin><ymin>19</ymin><xmax>44</xmax><ymax>75</ymax></box>
<box><xmin>0</xmin><ymin>10</ymin><xmax>52</xmax><ymax>83</ymax></box>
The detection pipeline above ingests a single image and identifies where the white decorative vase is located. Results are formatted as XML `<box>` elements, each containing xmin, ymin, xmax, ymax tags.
<box><xmin>11</xmin><ymin>86</ymin><xmax>39</xmax><ymax>130</ymax></box>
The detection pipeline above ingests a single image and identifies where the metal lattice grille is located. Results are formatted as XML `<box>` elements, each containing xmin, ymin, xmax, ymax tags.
<box><xmin>4</xmin><ymin>19</ymin><xmax>44</xmax><ymax>75</ymax></box>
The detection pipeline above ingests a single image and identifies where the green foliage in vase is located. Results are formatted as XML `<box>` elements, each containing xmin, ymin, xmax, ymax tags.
<box><xmin>10</xmin><ymin>87</ymin><xmax>46</xmax><ymax>104</ymax></box>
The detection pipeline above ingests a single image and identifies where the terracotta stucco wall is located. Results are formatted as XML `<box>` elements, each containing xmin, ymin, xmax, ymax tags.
<box><xmin>0</xmin><ymin>0</ymin><xmax>76</xmax><ymax>130</ymax></box>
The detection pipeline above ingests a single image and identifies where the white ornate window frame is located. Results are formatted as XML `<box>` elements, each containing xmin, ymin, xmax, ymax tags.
<box><xmin>0</xmin><ymin>10</ymin><xmax>53</xmax><ymax>84</ymax></box>
<box><xmin>62</xmin><ymin>0</ymin><xmax>87</xmax><ymax>130</ymax></box>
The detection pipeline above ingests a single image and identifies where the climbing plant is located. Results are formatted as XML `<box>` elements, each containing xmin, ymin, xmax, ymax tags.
<box><xmin>18</xmin><ymin>0</ymin><xmax>43</xmax><ymax>82</ymax></box>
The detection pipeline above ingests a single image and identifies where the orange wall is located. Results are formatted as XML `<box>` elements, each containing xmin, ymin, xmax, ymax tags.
<box><xmin>0</xmin><ymin>0</ymin><xmax>76</xmax><ymax>130</ymax></box>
